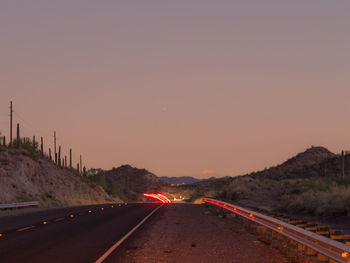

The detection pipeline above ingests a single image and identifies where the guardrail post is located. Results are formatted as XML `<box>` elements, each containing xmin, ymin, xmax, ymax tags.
<box><xmin>316</xmin><ymin>253</ymin><xmax>329</xmax><ymax>262</ymax></box>
<box><xmin>305</xmin><ymin>247</ymin><xmax>316</xmax><ymax>256</ymax></box>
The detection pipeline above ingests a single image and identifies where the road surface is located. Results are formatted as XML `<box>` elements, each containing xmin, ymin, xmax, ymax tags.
<box><xmin>0</xmin><ymin>203</ymin><xmax>162</xmax><ymax>263</ymax></box>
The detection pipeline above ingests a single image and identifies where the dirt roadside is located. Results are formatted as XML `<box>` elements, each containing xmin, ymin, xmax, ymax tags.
<box><xmin>108</xmin><ymin>203</ymin><xmax>289</xmax><ymax>263</ymax></box>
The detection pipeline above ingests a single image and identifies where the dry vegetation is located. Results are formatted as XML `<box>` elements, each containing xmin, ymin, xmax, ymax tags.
<box><xmin>0</xmin><ymin>147</ymin><xmax>118</xmax><ymax>206</ymax></box>
<box><xmin>89</xmin><ymin>165</ymin><xmax>167</xmax><ymax>202</ymax></box>
<box><xmin>182</xmin><ymin>147</ymin><xmax>350</xmax><ymax>220</ymax></box>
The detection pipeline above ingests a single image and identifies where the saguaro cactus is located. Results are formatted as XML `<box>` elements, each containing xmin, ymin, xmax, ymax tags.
<box><xmin>58</xmin><ymin>146</ymin><xmax>61</xmax><ymax>167</ymax></box>
<box><xmin>49</xmin><ymin>148</ymin><xmax>52</xmax><ymax>161</ymax></box>
<box><xmin>33</xmin><ymin>136</ymin><xmax>36</xmax><ymax>149</ymax></box>
<box><xmin>83</xmin><ymin>166</ymin><xmax>86</xmax><ymax>176</ymax></box>
<box><xmin>341</xmin><ymin>150</ymin><xmax>345</xmax><ymax>180</ymax></box>
<box><xmin>65</xmin><ymin>155</ymin><xmax>67</xmax><ymax>168</ymax></box>
<box><xmin>41</xmin><ymin>137</ymin><xmax>44</xmax><ymax>156</ymax></box>
<box><xmin>2</xmin><ymin>136</ymin><xmax>5</xmax><ymax>146</ymax></box>
<box><xmin>70</xmin><ymin>148</ymin><xmax>72</xmax><ymax>168</ymax></box>
<box><xmin>16</xmin><ymin>123</ymin><xmax>20</xmax><ymax>147</ymax></box>
<box><xmin>77</xmin><ymin>163</ymin><xmax>80</xmax><ymax>174</ymax></box>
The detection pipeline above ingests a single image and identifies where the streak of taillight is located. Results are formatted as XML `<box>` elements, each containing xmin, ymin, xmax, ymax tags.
<box><xmin>157</xmin><ymin>193</ymin><xmax>171</xmax><ymax>203</ymax></box>
<box><xmin>143</xmin><ymin>193</ymin><xmax>165</xmax><ymax>203</ymax></box>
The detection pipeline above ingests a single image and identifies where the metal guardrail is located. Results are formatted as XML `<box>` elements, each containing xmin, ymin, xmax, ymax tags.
<box><xmin>203</xmin><ymin>198</ymin><xmax>350</xmax><ymax>263</ymax></box>
<box><xmin>0</xmin><ymin>201</ymin><xmax>39</xmax><ymax>209</ymax></box>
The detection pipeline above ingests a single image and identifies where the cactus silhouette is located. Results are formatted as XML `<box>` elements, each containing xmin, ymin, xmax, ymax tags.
<box><xmin>70</xmin><ymin>148</ymin><xmax>72</xmax><ymax>168</ymax></box>
<box><xmin>16</xmin><ymin>123</ymin><xmax>20</xmax><ymax>147</ymax></box>
<box><xmin>2</xmin><ymin>136</ymin><xmax>5</xmax><ymax>146</ymax></box>
<box><xmin>83</xmin><ymin>166</ymin><xmax>86</xmax><ymax>176</ymax></box>
<box><xmin>77</xmin><ymin>163</ymin><xmax>80</xmax><ymax>174</ymax></box>
<box><xmin>49</xmin><ymin>148</ymin><xmax>52</xmax><ymax>161</ymax></box>
<box><xmin>58</xmin><ymin>146</ymin><xmax>61</xmax><ymax>167</ymax></box>
<box><xmin>65</xmin><ymin>155</ymin><xmax>67</xmax><ymax>168</ymax></box>
<box><xmin>41</xmin><ymin>137</ymin><xmax>44</xmax><ymax>157</ymax></box>
<box><xmin>341</xmin><ymin>150</ymin><xmax>345</xmax><ymax>180</ymax></box>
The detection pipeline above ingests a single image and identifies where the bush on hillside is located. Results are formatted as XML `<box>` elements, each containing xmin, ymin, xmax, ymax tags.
<box><xmin>279</xmin><ymin>185</ymin><xmax>350</xmax><ymax>216</ymax></box>
<box><xmin>88</xmin><ymin>170</ymin><xmax>127</xmax><ymax>200</ymax></box>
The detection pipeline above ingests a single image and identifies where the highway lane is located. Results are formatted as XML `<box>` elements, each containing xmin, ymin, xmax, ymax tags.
<box><xmin>0</xmin><ymin>203</ymin><xmax>162</xmax><ymax>263</ymax></box>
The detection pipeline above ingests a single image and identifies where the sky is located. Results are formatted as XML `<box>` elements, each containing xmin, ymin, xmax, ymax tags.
<box><xmin>1</xmin><ymin>1</ymin><xmax>350</xmax><ymax>178</ymax></box>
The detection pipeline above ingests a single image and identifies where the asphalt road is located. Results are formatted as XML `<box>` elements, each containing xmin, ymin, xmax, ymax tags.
<box><xmin>0</xmin><ymin>203</ymin><xmax>162</xmax><ymax>263</ymax></box>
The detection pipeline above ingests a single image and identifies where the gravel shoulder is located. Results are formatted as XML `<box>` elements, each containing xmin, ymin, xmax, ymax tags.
<box><xmin>108</xmin><ymin>203</ymin><xmax>289</xmax><ymax>263</ymax></box>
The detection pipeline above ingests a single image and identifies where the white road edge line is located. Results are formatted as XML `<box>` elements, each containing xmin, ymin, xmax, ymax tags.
<box><xmin>95</xmin><ymin>204</ymin><xmax>164</xmax><ymax>263</ymax></box>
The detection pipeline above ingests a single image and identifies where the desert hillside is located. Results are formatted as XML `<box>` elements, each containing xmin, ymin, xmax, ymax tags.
<box><xmin>179</xmin><ymin>146</ymin><xmax>350</xmax><ymax>219</ymax></box>
<box><xmin>89</xmin><ymin>165</ymin><xmax>166</xmax><ymax>201</ymax></box>
<box><xmin>0</xmin><ymin>147</ymin><xmax>118</xmax><ymax>207</ymax></box>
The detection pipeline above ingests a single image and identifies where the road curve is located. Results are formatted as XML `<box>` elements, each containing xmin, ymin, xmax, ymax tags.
<box><xmin>0</xmin><ymin>203</ymin><xmax>162</xmax><ymax>263</ymax></box>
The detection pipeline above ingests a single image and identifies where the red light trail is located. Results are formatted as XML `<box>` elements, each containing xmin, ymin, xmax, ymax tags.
<box><xmin>143</xmin><ymin>193</ymin><xmax>171</xmax><ymax>203</ymax></box>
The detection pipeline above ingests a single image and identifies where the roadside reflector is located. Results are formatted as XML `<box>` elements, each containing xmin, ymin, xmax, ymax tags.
<box><xmin>111</xmin><ymin>205</ymin><xmax>114</xmax><ymax>208</ymax></box>
<box><xmin>88</xmin><ymin>210</ymin><xmax>92</xmax><ymax>213</ymax></box>
<box><xmin>43</xmin><ymin>221</ymin><xmax>47</xmax><ymax>225</ymax></box>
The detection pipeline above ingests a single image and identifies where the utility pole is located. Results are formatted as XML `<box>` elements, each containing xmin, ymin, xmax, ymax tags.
<box><xmin>54</xmin><ymin>131</ymin><xmax>57</xmax><ymax>164</ymax></box>
<box><xmin>9</xmin><ymin>101</ymin><xmax>13</xmax><ymax>146</ymax></box>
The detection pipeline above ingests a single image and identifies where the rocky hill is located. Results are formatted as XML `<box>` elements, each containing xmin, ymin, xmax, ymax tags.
<box><xmin>222</xmin><ymin>146</ymin><xmax>350</xmax><ymax>217</ymax></box>
<box><xmin>90</xmin><ymin>165</ymin><xmax>166</xmax><ymax>202</ymax></box>
<box><xmin>249</xmin><ymin>146</ymin><xmax>336</xmax><ymax>179</ymax></box>
<box><xmin>180</xmin><ymin>146</ymin><xmax>350</xmax><ymax>218</ymax></box>
<box><xmin>0</xmin><ymin>147</ymin><xmax>117</xmax><ymax>207</ymax></box>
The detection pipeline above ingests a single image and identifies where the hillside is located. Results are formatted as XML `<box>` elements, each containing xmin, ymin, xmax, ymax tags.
<box><xmin>249</xmin><ymin>146</ymin><xmax>336</xmax><ymax>179</ymax></box>
<box><xmin>222</xmin><ymin>146</ymin><xmax>350</xmax><ymax>217</ymax></box>
<box><xmin>90</xmin><ymin>165</ymin><xmax>166</xmax><ymax>202</ymax></box>
<box><xmin>0</xmin><ymin>147</ymin><xmax>117</xmax><ymax>207</ymax></box>
<box><xmin>180</xmin><ymin>146</ymin><xmax>350</xmax><ymax>218</ymax></box>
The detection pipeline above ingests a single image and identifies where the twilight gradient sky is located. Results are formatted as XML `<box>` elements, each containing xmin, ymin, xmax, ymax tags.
<box><xmin>1</xmin><ymin>1</ymin><xmax>350</xmax><ymax>178</ymax></box>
